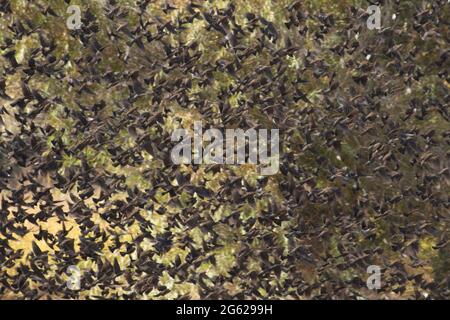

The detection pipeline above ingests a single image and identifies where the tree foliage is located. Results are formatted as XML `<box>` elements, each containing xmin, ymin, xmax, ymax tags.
<box><xmin>0</xmin><ymin>0</ymin><xmax>449</xmax><ymax>299</ymax></box>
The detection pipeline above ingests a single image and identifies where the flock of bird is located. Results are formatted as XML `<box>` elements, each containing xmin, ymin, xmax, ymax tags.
<box><xmin>0</xmin><ymin>0</ymin><xmax>449</xmax><ymax>299</ymax></box>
